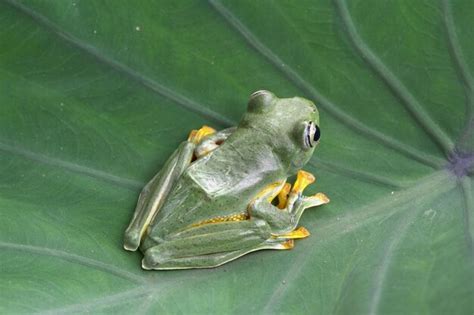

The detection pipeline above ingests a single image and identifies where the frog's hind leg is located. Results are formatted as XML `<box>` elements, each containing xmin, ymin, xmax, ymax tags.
<box><xmin>141</xmin><ymin>219</ymin><xmax>279</xmax><ymax>270</ymax></box>
<box><xmin>146</xmin><ymin>239</ymin><xmax>294</xmax><ymax>270</ymax></box>
<box><xmin>123</xmin><ymin>126</ymin><xmax>215</xmax><ymax>251</ymax></box>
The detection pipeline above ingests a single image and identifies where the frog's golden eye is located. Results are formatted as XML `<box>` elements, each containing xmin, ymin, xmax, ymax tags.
<box><xmin>303</xmin><ymin>121</ymin><xmax>320</xmax><ymax>148</ymax></box>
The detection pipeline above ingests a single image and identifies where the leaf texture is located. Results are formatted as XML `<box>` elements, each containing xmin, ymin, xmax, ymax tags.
<box><xmin>0</xmin><ymin>0</ymin><xmax>473</xmax><ymax>313</ymax></box>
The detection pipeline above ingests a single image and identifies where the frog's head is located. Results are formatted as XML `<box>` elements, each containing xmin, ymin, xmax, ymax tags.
<box><xmin>241</xmin><ymin>90</ymin><xmax>321</xmax><ymax>175</ymax></box>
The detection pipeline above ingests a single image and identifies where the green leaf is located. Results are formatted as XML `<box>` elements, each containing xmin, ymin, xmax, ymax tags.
<box><xmin>1</xmin><ymin>0</ymin><xmax>473</xmax><ymax>313</ymax></box>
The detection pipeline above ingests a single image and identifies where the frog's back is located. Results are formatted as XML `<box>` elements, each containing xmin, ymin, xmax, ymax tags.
<box><xmin>148</xmin><ymin>131</ymin><xmax>285</xmax><ymax>238</ymax></box>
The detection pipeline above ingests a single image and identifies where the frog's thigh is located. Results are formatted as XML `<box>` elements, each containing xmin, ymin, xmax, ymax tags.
<box><xmin>124</xmin><ymin>141</ymin><xmax>195</xmax><ymax>251</ymax></box>
<box><xmin>142</xmin><ymin>219</ymin><xmax>271</xmax><ymax>269</ymax></box>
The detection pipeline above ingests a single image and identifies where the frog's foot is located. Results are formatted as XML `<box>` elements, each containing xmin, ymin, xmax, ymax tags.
<box><xmin>188</xmin><ymin>125</ymin><xmax>216</xmax><ymax>144</ymax></box>
<box><xmin>279</xmin><ymin>170</ymin><xmax>330</xmax><ymax>211</ymax></box>
<box><xmin>189</xmin><ymin>126</ymin><xmax>236</xmax><ymax>159</ymax></box>
<box><xmin>291</xmin><ymin>170</ymin><xmax>316</xmax><ymax>196</ymax></box>
<box><xmin>277</xmin><ymin>183</ymin><xmax>291</xmax><ymax>209</ymax></box>
<box><xmin>262</xmin><ymin>239</ymin><xmax>295</xmax><ymax>250</ymax></box>
<box><xmin>272</xmin><ymin>227</ymin><xmax>310</xmax><ymax>240</ymax></box>
<box><xmin>278</xmin><ymin>170</ymin><xmax>315</xmax><ymax>209</ymax></box>
<box><xmin>280</xmin><ymin>192</ymin><xmax>329</xmax><ymax>234</ymax></box>
<box><xmin>302</xmin><ymin>192</ymin><xmax>330</xmax><ymax>208</ymax></box>
<box><xmin>274</xmin><ymin>170</ymin><xmax>329</xmax><ymax>233</ymax></box>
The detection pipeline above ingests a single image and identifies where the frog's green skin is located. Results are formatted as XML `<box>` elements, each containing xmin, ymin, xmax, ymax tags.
<box><xmin>123</xmin><ymin>90</ymin><xmax>328</xmax><ymax>270</ymax></box>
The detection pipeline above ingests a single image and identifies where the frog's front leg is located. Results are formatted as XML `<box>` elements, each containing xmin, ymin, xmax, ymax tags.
<box><xmin>249</xmin><ymin>170</ymin><xmax>329</xmax><ymax>235</ymax></box>
<box><xmin>281</xmin><ymin>170</ymin><xmax>330</xmax><ymax>232</ymax></box>
<box><xmin>123</xmin><ymin>126</ymin><xmax>216</xmax><ymax>251</ymax></box>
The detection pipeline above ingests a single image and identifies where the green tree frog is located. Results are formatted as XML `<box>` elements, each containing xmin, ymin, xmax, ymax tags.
<box><xmin>123</xmin><ymin>90</ymin><xmax>329</xmax><ymax>270</ymax></box>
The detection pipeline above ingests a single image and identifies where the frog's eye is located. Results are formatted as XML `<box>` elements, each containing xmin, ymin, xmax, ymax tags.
<box><xmin>248</xmin><ymin>90</ymin><xmax>275</xmax><ymax>112</ymax></box>
<box><xmin>303</xmin><ymin>121</ymin><xmax>320</xmax><ymax>148</ymax></box>
<box><xmin>313</xmin><ymin>124</ymin><xmax>321</xmax><ymax>142</ymax></box>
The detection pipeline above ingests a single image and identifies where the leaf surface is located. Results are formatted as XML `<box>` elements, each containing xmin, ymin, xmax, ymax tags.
<box><xmin>1</xmin><ymin>0</ymin><xmax>473</xmax><ymax>313</ymax></box>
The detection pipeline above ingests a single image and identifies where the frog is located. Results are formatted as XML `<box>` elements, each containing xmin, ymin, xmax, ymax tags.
<box><xmin>123</xmin><ymin>90</ymin><xmax>329</xmax><ymax>270</ymax></box>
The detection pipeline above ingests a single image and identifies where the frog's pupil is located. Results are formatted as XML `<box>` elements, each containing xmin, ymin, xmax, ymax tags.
<box><xmin>313</xmin><ymin>125</ymin><xmax>321</xmax><ymax>142</ymax></box>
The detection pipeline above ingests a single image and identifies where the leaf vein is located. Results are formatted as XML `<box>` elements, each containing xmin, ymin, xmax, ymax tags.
<box><xmin>0</xmin><ymin>242</ymin><xmax>146</xmax><ymax>285</ymax></box>
<box><xmin>37</xmin><ymin>286</ymin><xmax>151</xmax><ymax>315</ymax></box>
<box><xmin>310</xmin><ymin>158</ymin><xmax>406</xmax><ymax>189</ymax></box>
<box><xmin>442</xmin><ymin>0</ymin><xmax>474</xmax><ymax>152</ymax></box>
<box><xmin>3</xmin><ymin>0</ymin><xmax>234</xmax><ymax>128</ymax></box>
<box><xmin>368</xmin><ymin>206</ymin><xmax>420</xmax><ymax>315</ymax></box>
<box><xmin>459</xmin><ymin>177</ymin><xmax>474</xmax><ymax>260</ymax></box>
<box><xmin>262</xmin><ymin>170</ymin><xmax>455</xmax><ymax>312</ymax></box>
<box><xmin>0</xmin><ymin>141</ymin><xmax>143</xmax><ymax>190</ymax></box>
<box><xmin>335</xmin><ymin>0</ymin><xmax>454</xmax><ymax>156</ymax></box>
<box><xmin>209</xmin><ymin>0</ymin><xmax>444</xmax><ymax>169</ymax></box>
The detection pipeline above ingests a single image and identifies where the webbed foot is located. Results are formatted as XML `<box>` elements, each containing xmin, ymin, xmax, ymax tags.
<box><xmin>188</xmin><ymin>125</ymin><xmax>216</xmax><ymax>144</ymax></box>
<box><xmin>272</xmin><ymin>226</ymin><xmax>310</xmax><ymax>240</ymax></box>
<box><xmin>278</xmin><ymin>170</ymin><xmax>330</xmax><ymax>210</ymax></box>
<box><xmin>302</xmin><ymin>192</ymin><xmax>330</xmax><ymax>208</ymax></box>
<box><xmin>272</xmin><ymin>170</ymin><xmax>329</xmax><ymax>237</ymax></box>
<box><xmin>188</xmin><ymin>125</ymin><xmax>238</xmax><ymax>159</ymax></box>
